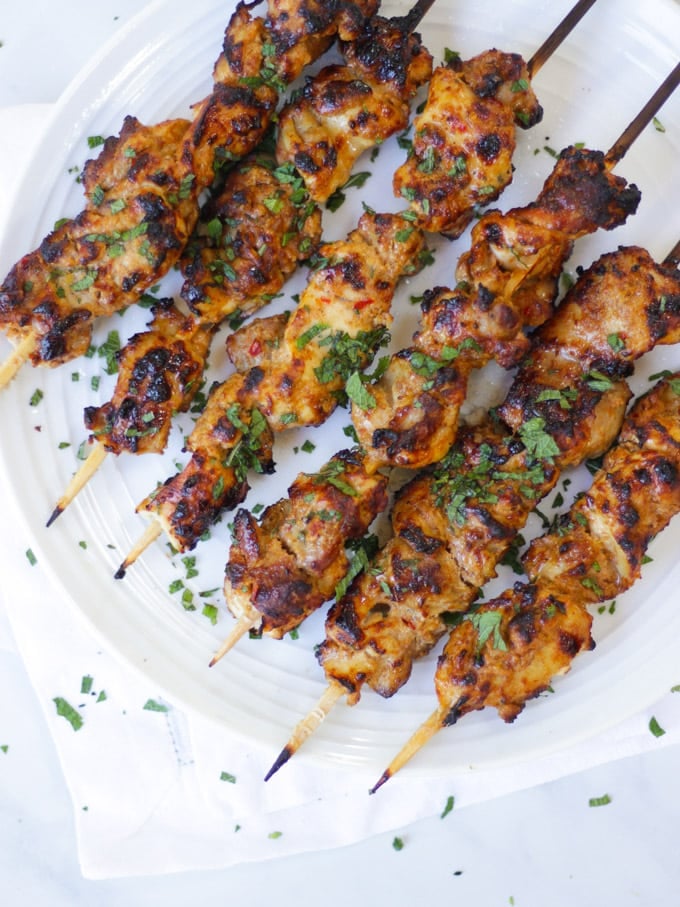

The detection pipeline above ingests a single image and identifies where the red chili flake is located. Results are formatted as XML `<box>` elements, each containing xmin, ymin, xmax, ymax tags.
<box><xmin>353</xmin><ymin>298</ymin><xmax>372</xmax><ymax>311</ymax></box>
<box><xmin>249</xmin><ymin>340</ymin><xmax>262</xmax><ymax>357</ymax></box>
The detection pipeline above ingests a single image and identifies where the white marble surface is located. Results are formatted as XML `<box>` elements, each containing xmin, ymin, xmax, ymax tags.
<box><xmin>0</xmin><ymin>2</ymin><xmax>679</xmax><ymax>904</ymax></box>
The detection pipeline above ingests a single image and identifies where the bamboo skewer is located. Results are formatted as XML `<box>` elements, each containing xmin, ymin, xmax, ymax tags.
<box><xmin>46</xmin><ymin>442</ymin><xmax>108</xmax><ymax>527</ymax></box>
<box><xmin>114</xmin><ymin>521</ymin><xmax>162</xmax><ymax>580</ymax></box>
<box><xmin>369</xmin><ymin>708</ymin><xmax>446</xmax><ymax>794</ymax></box>
<box><xmin>208</xmin><ymin>612</ymin><xmax>262</xmax><ymax>666</ymax></box>
<box><xmin>264</xmin><ymin>682</ymin><xmax>346</xmax><ymax>782</ymax></box>
<box><xmin>526</xmin><ymin>0</ymin><xmax>597</xmax><ymax>78</ymax></box>
<box><xmin>261</xmin><ymin>78</ymin><xmax>680</xmax><ymax>781</ymax></box>
<box><xmin>0</xmin><ymin>335</ymin><xmax>36</xmax><ymax>389</ymax></box>
<box><xmin>604</xmin><ymin>61</ymin><xmax>680</xmax><ymax>169</ymax></box>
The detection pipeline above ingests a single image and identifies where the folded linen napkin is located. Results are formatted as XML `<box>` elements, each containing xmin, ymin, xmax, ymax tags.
<box><xmin>1</xmin><ymin>105</ymin><xmax>678</xmax><ymax>880</ymax></box>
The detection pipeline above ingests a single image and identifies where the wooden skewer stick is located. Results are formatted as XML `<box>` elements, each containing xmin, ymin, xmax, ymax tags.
<box><xmin>114</xmin><ymin>520</ymin><xmax>162</xmax><ymax>580</ymax></box>
<box><xmin>526</xmin><ymin>0</ymin><xmax>597</xmax><ymax>78</ymax></box>
<box><xmin>369</xmin><ymin>707</ymin><xmax>446</xmax><ymax>794</ymax></box>
<box><xmin>395</xmin><ymin>0</ymin><xmax>438</xmax><ymax>33</ymax></box>
<box><xmin>605</xmin><ymin>61</ymin><xmax>680</xmax><ymax>169</ymax></box>
<box><xmin>46</xmin><ymin>442</ymin><xmax>108</xmax><ymax>527</ymax></box>
<box><xmin>0</xmin><ymin>335</ymin><xmax>37</xmax><ymax>391</ymax></box>
<box><xmin>208</xmin><ymin>609</ymin><xmax>261</xmax><ymax>667</ymax></box>
<box><xmin>264</xmin><ymin>682</ymin><xmax>346</xmax><ymax>781</ymax></box>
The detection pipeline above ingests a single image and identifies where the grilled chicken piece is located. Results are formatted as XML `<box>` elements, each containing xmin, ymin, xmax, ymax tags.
<box><xmin>316</xmin><ymin>245</ymin><xmax>680</xmax><ymax>704</ymax></box>
<box><xmin>83</xmin><ymin>299</ymin><xmax>214</xmax><ymax>455</ymax></box>
<box><xmin>179</xmin><ymin>155</ymin><xmax>322</xmax><ymax>323</ymax></box>
<box><xmin>498</xmin><ymin>245</ymin><xmax>680</xmax><ymax>463</ymax></box>
<box><xmin>434</xmin><ymin>373</ymin><xmax>680</xmax><ymax>725</ymax></box>
<box><xmin>394</xmin><ymin>50</ymin><xmax>542</xmax><ymax>236</ymax></box>
<box><xmin>266</xmin><ymin>0</ymin><xmax>380</xmax><ymax>85</ymax></box>
<box><xmin>276</xmin><ymin>14</ymin><xmax>433</xmax><ymax>202</ymax></box>
<box><xmin>318</xmin><ymin>426</ymin><xmax>559</xmax><ymax>701</ymax></box>
<box><xmin>136</xmin><ymin>211</ymin><xmax>425</xmax><ymax>552</ymax></box>
<box><xmin>225</xmin><ymin>311</ymin><xmax>290</xmax><ymax>371</ymax></box>
<box><xmin>0</xmin><ymin>0</ymin><xmax>371</xmax><ymax>370</ymax></box>
<box><xmin>225</xmin><ymin>449</ymin><xmax>388</xmax><ymax>637</ymax></box>
<box><xmin>0</xmin><ymin>116</ymin><xmax>196</xmax><ymax>366</ymax></box>
<box><xmin>353</xmin><ymin>147</ymin><xmax>641</xmax><ymax>470</ymax></box>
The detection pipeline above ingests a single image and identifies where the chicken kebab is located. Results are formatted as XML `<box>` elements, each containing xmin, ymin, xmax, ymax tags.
<box><xmin>263</xmin><ymin>237</ymin><xmax>680</xmax><ymax>779</ymax></box>
<box><xmin>215</xmin><ymin>133</ymin><xmax>642</xmax><ymax>663</ymax></box>
<box><xmin>114</xmin><ymin>0</ymin><xmax>609</xmax><ymax>576</ymax></box>
<box><xmin>0</xmin><ymin>0</ymin><xmax>381</xmax><ymax>386</ymax></box>
<box><xmin>213</xmin><ymin>61</ymin><xmax>679</xmax><ymax>669</ymax></box>
<box><xmin>46</xmin><ymin>0</ymin><xmax>439</xmax><ymax>523</ymax></box>
<box><xmin>371</xmin><ymin>365</ymin><xmax>680</xmax><ymax>789</ymax></box>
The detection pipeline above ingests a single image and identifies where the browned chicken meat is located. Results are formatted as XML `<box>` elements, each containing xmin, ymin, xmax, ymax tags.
<box><xmin>131</xmin><ymin>211</ymin><xmax>425</xmax><ymax>555</ymax></box>
<box><xmin>393</xmin><ymin>49</ymin><xmax>542</xmax><ymax>236</ymax></box>
<box><xmin>352</xmin><ymin>147</ymin><xmax>641</xmax><ymax>470</ymax></box>
<box><xmin>179</xmin><ymin>155</ymin><xmax>322</xmax><ymax>323</ymax></box>
<box><xmin>0</xmin><ymin>0</ymin><xmax>376</xmax><ymax>372</ymax></box>
<box><xmin>225</xmin><ymin>449</ymin><xmax>388</xmax><ymax>637</ymax></box>
<box><xmin>319</xmin><ymin>246</ymin><xmax>680</xmax><ymax>707</ymax></box>
<box><xmin>430</xmin><ymin>373</ymin><xmax>680</xmax><ymax>732</ymax></box>
<box><xmin>82</xmin><ymin>299</ymin><xmax>215</xmax><ymax>456</ymax></box>
<box><xmin>266</xmin><ymin>0</ymin><xmax>380</xmax><ymax>85</ymax></box>
<box><xmin>276</xmin><ymin>13</ymin><xmax>433</xmax><ymax>202</ymax></box>
<box><xmin>0</xmin><ymin>116</ymin><xmax>196</xmax><ymax>367</ymax></box>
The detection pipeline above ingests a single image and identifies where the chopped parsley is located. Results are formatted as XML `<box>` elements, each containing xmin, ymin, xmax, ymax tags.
<box><xmin>588</xmin><ymin>793</ymin><xmax>612</xmax><ymax>807</ymax></box>
<box><xmin>440</xmin><ymin>795</ymin><xmax>455</xmax><ymax>818</ymax></box>
<box><xmin>648</xmin><ymin>716</ymin><xmax>666</xmax><ymax>738</ymax></box>
<box><xmin>143</xmin><ymin>699</ymin><xmax>169</xmax><ymax>713</ymax></box>
<box><xmin>53</xmin><ymin>697</ymin><xmax>83</xmax><ymax>731</ymax></box>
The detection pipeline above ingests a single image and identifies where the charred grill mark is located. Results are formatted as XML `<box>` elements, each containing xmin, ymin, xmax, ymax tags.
<box><xmin>399</xmin><ymin>524</ymin><xmax>443</xmax><ymax>554</ymax></box>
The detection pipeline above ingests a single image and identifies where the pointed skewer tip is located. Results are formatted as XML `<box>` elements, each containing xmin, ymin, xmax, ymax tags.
<box><xmin>45</xmin><ymin>505</ymin><xmax>63</xmax><ymax>528</ymax></box>
<box><xmin>264</xmin><ymin>745</ymin><xmax>293</xmax><ymax>782</ymax></box>
<box><xmin>368</xmin><ymin>770</ymin><xmax>391</xmax><ymax>795</ymax></box>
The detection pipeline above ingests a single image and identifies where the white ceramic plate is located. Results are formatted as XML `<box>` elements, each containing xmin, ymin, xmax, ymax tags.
<box><xmin>1</xmin><ymin>0</ymin><xmax>679</xmax><ymax>778</ymax></box>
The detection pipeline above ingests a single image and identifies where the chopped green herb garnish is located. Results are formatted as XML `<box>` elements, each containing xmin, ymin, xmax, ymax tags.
<box><xmin>589</xmin><ymin>794</ymin><xmax>612</xmax><ymax>807</ymax></box>
<box><xmin>143</xmin><ymin>699</ymin><xmax>169</xmax><ymax>713</ymax></box>
<box><xmin>80</xmin><ymin>675</ymin><xmax>93</xmax><ymax>695</ymax></box>
<box><xmin>649</xmin><ymin>716</ymin><xmax>666</xmax><ymax>738</ymax></box>
<box><xmin>220</xmin><ymin>771</ymin><xmax>237</xmax><ymax>783</ymax></box>
<box><xmin>53</xmin><ymin>697</ymin><xmax>83</xmax><ymax>731</ymax></box>
<box><xmin>440</xmin><ymin>795</ymin><xmax>455</xmax><ymax>819</ymax></box>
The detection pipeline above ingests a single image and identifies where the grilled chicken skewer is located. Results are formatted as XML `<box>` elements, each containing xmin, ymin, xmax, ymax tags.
<box><xmin>46</xmin><ymin>151</ymin><xmax>323</xmax><ymax>525</ymax></box>
<box><xmin>215</xmin><ymin>114</ymin><xmax>646</xmax><ymax>666</ymax></box>
<box><xmin>115</xmin><ymin>210</ymin><xmax>426</xmax><ymax>577</ymax></box>
<box><xmin>263</xmin><ymin>239</ymin><xmax>680</xmax><ymax>778</ymax></box>
<box><xmin>0</xmin><ymin>0</ymin><xmax>379</xmax><ymax>387</ymax></box>
<box><xmin>371</xmin><ymin>369</ymin><xmax>680</xmax><ymax>789</ymax></box>
<box><xmin>354</xmin><ymin>60</ymin><xmax>680</xmax><ymax>471</ymax></box>
<box><xmin>46</xmin><ymin>2</ymin><xmax>436</xmax><ymax>523</ymax></box>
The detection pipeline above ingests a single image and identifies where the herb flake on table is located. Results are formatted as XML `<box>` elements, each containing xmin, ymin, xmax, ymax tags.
<box><xmin>588</xmin><ymin>793</ymin><xmax>612</xmax><ymax>807</ymax></box>
<box><xmin>53</xmin><ymin>697</ymin><xmax>84</xmax><ymax>731</ymax></box>
<box><xmin>441</xmin><ymin>795</ymin><xmax>455</xmax><ymax>818</ymax></box>
<box><xmin>392</xmin><ymin>836</ymin><xmax>405</xmax><ymax>851</ymax></box>
<box><xmin>649</xmin><ymin>716</ymin><xmax>666</xmax><ymax>738</ymax></box>
<box><xmin>220</xmin><ymin>771</ymin><xmax>237</xmax><ymax>783</ymax></box>
<box><xmin>143</xmin><ymin>698</ymin><xmax>169</xmax><ymax>713</ymax></box>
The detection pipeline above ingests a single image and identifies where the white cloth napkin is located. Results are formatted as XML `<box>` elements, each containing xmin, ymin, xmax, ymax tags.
<box><xmin>1</xmin><ymin>105</ymin><xmax>679</xmax><ymax>880</ymax></box>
